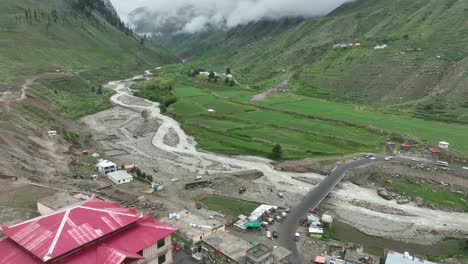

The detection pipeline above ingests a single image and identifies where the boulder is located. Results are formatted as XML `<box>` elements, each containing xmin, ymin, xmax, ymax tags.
<box><xmin>377</xmin><ymin>189</ymin><xmax>393</xmax><ymax>200</ymax></box>
<box><xmin>396</xmin><ymin>199</ymin><xmax>410</xmax><ymax>205</ymax></box>
<box><xmin>414</xmin><ymin>197</ymin><xmax>425</xmax><ymax>207</ymax></box>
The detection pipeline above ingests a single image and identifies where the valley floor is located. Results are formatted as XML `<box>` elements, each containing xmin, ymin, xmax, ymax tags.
<box><xmin>80</xmin><ymin>71</ymin><xmax>468</xmax><ymax>248</ymax></box>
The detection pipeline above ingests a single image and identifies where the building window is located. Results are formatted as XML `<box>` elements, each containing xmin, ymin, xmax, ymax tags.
<box><xmin>158</xmin><ymin>254</ymin><xmax>166</xmax><ymax>263</ymax></box>
<box><xmin>157</xmin><ymin>238</ymin><xmax>165</xmax><ymax>248</ymax></box>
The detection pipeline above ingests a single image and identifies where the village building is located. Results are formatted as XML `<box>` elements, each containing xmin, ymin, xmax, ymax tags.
<box><xmin>246</xmin><ymin>243</ymin><xmax>291</xmax><ymax>264</ymax></box>
<box><xmin>385</xmin><ymin>251</ymin><xmax>435</xmax><ymax>264</ymax></box>
<box><xmin>161</xmin><ymin>209</ymin><xmax>225</xmax><ymax>244</ymax></box>
<box><xmin>96</xmin><ymin>159</ymin><xmax>117</xmax><ymax>174</ymax></box>
<box><xmin>0</xmin><ymin>197</ymin><xmax>177</xmax><ymax>264</ymax></box>
<box><xmin>438</xmin><ymin>141</ymin><xmax>449</xmax><ymax>149</ymax></box>
<box><xmin>246</xmin><ymin>243</ymin><xmax>274</xmax><ymax>264</ymax></box>
<box><xmin>107</xmin><ymin>170</ymin><xmax>134</xmax><ymax>184</ymax></box>
<box><xmin>36</xmin><ymin>192</ymin><xmax>81</xmax><ymax>216</ymax></box>
<box><xmin>194</xmin><ymin>231</ymin><xmax>253</xmax><ymax>264</ymax></box>
<box><xmin>193</xmin><ymin>231</ymin><xmax>290</xmax><ymax>264</ymax></box>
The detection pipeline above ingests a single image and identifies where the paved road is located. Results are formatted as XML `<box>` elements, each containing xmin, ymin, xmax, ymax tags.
<box><xmin>278</xmin><ymin>154</ymin><xmax>468</xmax><ymax>263</ymax></box>
<box><xmin>278</xmin><ymin>158</ymin><xmax>375</xmax><ymax>263</ymax></box>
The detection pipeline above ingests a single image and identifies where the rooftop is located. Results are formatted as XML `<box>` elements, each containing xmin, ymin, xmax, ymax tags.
<box><xmin>37</xmin><ymin>193</ymin><xmax>80</xmax><ymax>211</ymax></box>
<box><xmin>107</xmin><ymin>170</ymin><xmax>133</xmax><ymax>181</ymax></box>
<box><xmin>385</xmin><ymin>251</ymin><xmax>436</xmax><ymax>264</ymax></box>
<box><xmin>272</xmin><ymin>246</ymin><xmax>292</xmax><ymax>261</ymax></box>
<box><xmin>246</xmin><ymin>243</ymin><xmax>271</xmax><ymax>259</ymax></box>
<box><xmin>0</xmin><ymin>197</ymin><xmax>176</xmax><ymax>263</ymax></box>
<box><xmin>161</xmin><ymin>209</ymin><xmax>224</xmax><ymax>241</ymax></box>
<box><xmin>203</xmin><ymin>231</ymin><xmax>253</xmax><ymax>263</ymax></box>
<box><xmin>96</xmin><ymin>159</ymin><xmax>116</xmax><ymax>167</ymax></box>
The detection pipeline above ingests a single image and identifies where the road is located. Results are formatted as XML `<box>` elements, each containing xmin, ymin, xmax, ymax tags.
<box><xmin>278</xmin><ymin>158</ymin><xmax>376</xmax><ymax>263</ymax></box>
<box><xmin>278</xmin><ymin>154</ymin><xmax>467</xmax><ymax>263</ymax></box>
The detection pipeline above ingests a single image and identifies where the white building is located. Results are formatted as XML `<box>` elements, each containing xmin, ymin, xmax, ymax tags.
<box><xmin>438</xmin><ymin>141</ymin><xmax>449</xmax><ymax>149</ymax></box>
<box><xmin>374</xmin><ymin>44</ymin><xmax>388</xmax><ymax>50</ymax></box>
<box><xmin>96</xmin><ymin>159</ymin><xmax>117</xmax><ymax>174</ymax></box>
<box><xmin>107</xmin><ymin>170</ymin><xmax>133</xmax><ymax>184</ymax></box>
<box><xmin>385</xmin><ymin>251</ymin><xmax>435</xmax><ymax>264</ymax></box>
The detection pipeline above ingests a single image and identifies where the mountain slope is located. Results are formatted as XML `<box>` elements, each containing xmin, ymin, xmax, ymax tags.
<box><xmin>154</xmin><ymin>0</ymin><xmax>468</xmax><ymax>123</ymax></box>
<box><xmin>0</xmin><ymin>0</ymin><xmax>174</xmax><ymax>179</ymax></box>
<box><xmin>0</xmin><ymin>0</ymin><xmax>174</xmax><ymax>88</ymax></box>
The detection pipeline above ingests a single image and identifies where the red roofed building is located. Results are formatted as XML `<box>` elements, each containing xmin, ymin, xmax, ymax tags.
<box><xmin>0</xmin><ymin>197</ymin><xmax>177</xmax><ymax>264</ymax></box>
<box><xmin>400</xmin><ymin>143</ymin><xmax>412</xmax><ymax>149</ymax></box>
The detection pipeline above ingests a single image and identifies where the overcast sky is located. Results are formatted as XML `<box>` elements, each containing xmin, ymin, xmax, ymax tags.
<box><xmin>110</xmin><ymin>0</ymin><xmax>353</xmax><ymax>34</ymax></box>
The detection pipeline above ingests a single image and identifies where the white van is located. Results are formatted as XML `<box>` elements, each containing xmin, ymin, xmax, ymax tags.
<box><xmin>437</xmin><ymin>161</ymin><xmax>449</xmax><ymax>167</ymax></box>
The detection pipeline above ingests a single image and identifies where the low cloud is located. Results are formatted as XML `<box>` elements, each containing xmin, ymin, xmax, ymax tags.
<box><xmin>111</xmin><ymin>0</ymin><xmax>353</xmax><ymax>35</ymax></box>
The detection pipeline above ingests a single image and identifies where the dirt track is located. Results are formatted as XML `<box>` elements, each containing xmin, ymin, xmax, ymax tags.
<box><xmin>82</xmin><ymin>70</ymin><xmax>468</xmax><ymax>244</ymax></box>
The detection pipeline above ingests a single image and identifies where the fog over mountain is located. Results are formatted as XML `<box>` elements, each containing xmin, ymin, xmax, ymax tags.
<box><xmin>110</xmin><ymin>0</ymin><xmax>353</xmax><ymax>35</ymax></box>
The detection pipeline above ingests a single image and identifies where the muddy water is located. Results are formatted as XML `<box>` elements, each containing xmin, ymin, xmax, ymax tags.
<box><xmin>332</xmin><ymin>220</ymin><xmax>463</xmax><ymax>258</ymax></box>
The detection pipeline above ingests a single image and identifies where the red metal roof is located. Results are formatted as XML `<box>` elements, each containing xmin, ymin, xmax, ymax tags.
<box><xmin>387</xmin><ymin>141</ymin><xmax>396</xmax><ymax>145</ymax></box>
<box><xmin>400</xmin><ymin>143</ymin><xmax>412</xmax><ymax>148</ymax></box>
<box><xmin>0</xmin><ymin>198</ymin><xmax>176</xmax><ymax>264</ymax></box>
<box><xmin>429</xmin><ymin>147</ymin><xmax>441</xmax><ymax>154</ymax></box>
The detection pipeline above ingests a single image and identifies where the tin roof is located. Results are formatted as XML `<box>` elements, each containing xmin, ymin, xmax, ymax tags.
<box><xmin>385</xmin><ymin>251</ymin><xmax>435</xmax><ymax>264</ymax></box>
<box><xmin>107</xmin><ymin>170</ymin><xmax>133</xmax><ymax>181</ymax></box>
<box><xmin>0</xmin><ymin>197</ymin><xmax>176</xmax><ymax>263</ymax></box>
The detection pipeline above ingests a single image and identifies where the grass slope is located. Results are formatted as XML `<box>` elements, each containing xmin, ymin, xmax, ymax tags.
<box><xmin>139</xmin><ymin>65</ymin><xmax>468</xmax><ymax>159</ymax></box>
<box><xmin>0</xmin><ymin>0</ymin><xmax>174</xmax><ymax>89</ymax></box>
<box><xmin>158</xmin><ymin>0</ymin><xmax>468</xmax><ymax>123</ymax></box>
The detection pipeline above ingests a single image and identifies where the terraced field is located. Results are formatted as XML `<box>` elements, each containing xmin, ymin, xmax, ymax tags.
<box><xmin>152</xmin><ymin>65</ymin><xmax>468</xmax><ymax>159</ymax></box>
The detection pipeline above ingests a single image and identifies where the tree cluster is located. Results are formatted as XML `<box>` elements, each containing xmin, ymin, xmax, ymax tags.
<box><xmin>134</xmin><ymin>168</ymin><xmax>154</xmax><ymax>182</ymax></box>
<box><xmin>133</xmin><ymin>83</ymin><xmax>177</xmax><ymax>113</ymax></box>
<box><xmin>71</xmin><ymin>0</ymin><xmax>133</xmax><ymax>34</ymax></box>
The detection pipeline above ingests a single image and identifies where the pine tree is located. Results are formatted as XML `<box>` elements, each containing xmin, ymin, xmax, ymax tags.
<box><xmin>96</xmin><ymin>86</ymin><xmax>103</xmax><ymax>95</ymax></box>
<box><xmin>226</xmin><ymin>67</ymin><xmax>231</xmax><ymax>75</ymax></box>
<box><xmin>271</xmin><ymin>144</ymin><xmax>282</xmax><ymax>160</ymax></box>
<box><xmin>208</xmin><ymin>71</ymin><xmax>215</xmax><ymax>82</ymax></box>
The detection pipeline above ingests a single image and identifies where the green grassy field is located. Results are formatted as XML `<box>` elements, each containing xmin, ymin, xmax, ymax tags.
<box><xmin>375</xmin><ymin>176</ymin><xmax>468</xmax><ymax>212</ymax></box>
<box><xmin>0</xmin><ymin>0</ymin><xmax>173</xmax><ymax>97</ymax></box>
<box><xmin>28</xmin><ymin>76</ymin><xmax>113</xmax><ymax>119</ymax></box>
<box><xmin>148</xmin><ymin>65</ymin><xmax>468</xmax><ymax>159</ymax></box>
<box><xmin>200</xmin><ymin>195</ymin><xmax>259</xmax><ymax>219</ymax></box>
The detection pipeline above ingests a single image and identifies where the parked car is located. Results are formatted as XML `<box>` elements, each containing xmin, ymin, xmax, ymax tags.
<box><xmin>266</xmin><ymin>231</ymin><xmax>272</xmax><ymax>239</ymax></box>
<box><xmin>275</xmin><ymin>215</ymin><xmax>283</xmax><ymax>222</ymax></box>
<box><xmin>294</xmin><ymin>233</ymin><xmax>300</xmax><ymax>242</ymax></box>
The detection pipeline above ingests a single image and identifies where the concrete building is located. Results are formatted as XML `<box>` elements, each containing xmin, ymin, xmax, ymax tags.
<box><xmin>385</xmin><ymin>251</ymin><xmax>436</xmax><ymax>264</ymax></box>
<box><xmin>246</xmin><ymin>244</ymin><xmax>274</xmax><ymax>264</ymax></box>
<box><xmin>161</xmin><ymin>209</ymin><xmax>225</xmax><ymax>244</ymax></box>
<box><xmin>195</xmin><ymin>231</ymin><xmax>253</xmax><ymax>264</ymax></box>
<box><xmin>107</xmin><ymin>170</ymin><xmax>134</xmax><ymax>184</ymax></box>
<box><xmin>36</xmin><ymin>192</ymin><xmax>80</xmax><ymax>216</ymax></box>
<box><xmin>245</xmin><ymin>243</ymin><xmax>291</xmax><ymax>264</ymax></box>
<box><xmin>0</xmin><ymin>197</ymin><xmax>177</xmax><ymax>264</ymax></box>
<box><xmin>96</xmin><ymin>159</ymin><xmax>117</xmax><ymax>174</ymax></box>
<box><xmin>194</xmin><ymin>233</ymin><xmax>291</xmax><ymax>264</ymax></box>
